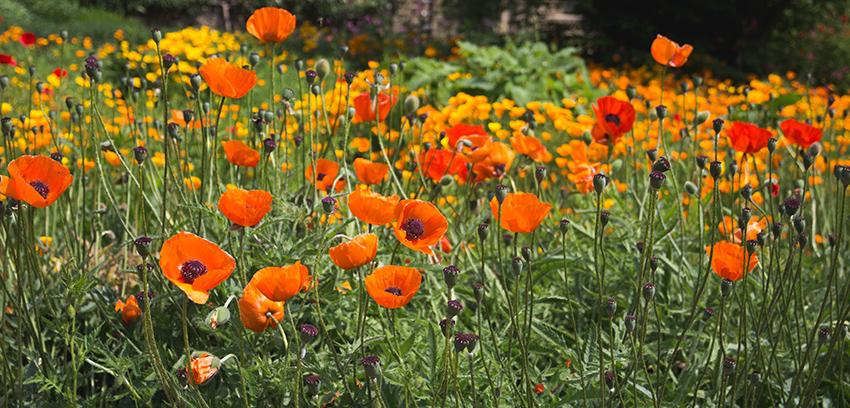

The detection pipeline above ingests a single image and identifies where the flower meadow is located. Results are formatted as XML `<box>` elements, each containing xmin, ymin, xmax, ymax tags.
<box><xmin>0</xmin><ymin>7</ymin><xmax>850</xmax><ymax>408</ymax></box>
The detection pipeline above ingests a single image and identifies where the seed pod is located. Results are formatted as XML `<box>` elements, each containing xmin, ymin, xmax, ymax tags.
<box><xmin>642</xmin><ymin>283</ymin><xmax>656</xmax><ymax>303</ymax></box>
<box><xmin>721</xmin><ymin>278</ymin><xmax>733</xmax><ymax>297</ymax></box>
<box><xmin>477</xmin><ymin>223</ymin><xmax>489</xmax><ymax>241</ymax></box>
<box><xmin>511</xmin><ymin>257</ymin><xmax>523</xmax><ymax>276</ymax></box>
<box><xmin>443</xmin><ymin>265</ymin><xmax>460</xmax><ymax>289</ymax></box>
<box><xmin>624</xmin><ymin>315</ymin><xmax>636</xmax><ymax>333</ymax></box>
<box><xmin>605</xmin><ymin>298</ymin><xmax>617</xmax><ymax>317</ymax></box>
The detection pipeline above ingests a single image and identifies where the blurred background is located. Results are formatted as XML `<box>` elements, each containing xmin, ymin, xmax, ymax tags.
<box><xmin>0</xmin><ymin>0</ymin><xmax>847</xmax><ymax>86</ymax></box>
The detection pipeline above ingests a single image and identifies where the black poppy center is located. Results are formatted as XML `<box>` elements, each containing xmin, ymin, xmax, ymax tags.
<box><xmin>180</xmin><ymin>260</ymin><xmax>208</xmax><ymax>284</ymax></box>
<box><xmin>317</xmin><ymin>173</ymin><xmax>327</xmax><ymax>181</ymax></box>
<box><xmin>401</xmin><ymin>218</ymin><xmax>425</xmax><ymax>241</ymax></box>
<box><xmin>385</xmin><ymin>286</ymin><xmax>403</xmax><ymax>296</ymax></box>
<box><xmin>605</xmin><ymin>114</ymin><xmax>621</xmax><ymax>127</ymax></box>
<box><xmin>29</xmin><ymin>180</ymin><xmax>50</xmax><ymax>199</ymax></box>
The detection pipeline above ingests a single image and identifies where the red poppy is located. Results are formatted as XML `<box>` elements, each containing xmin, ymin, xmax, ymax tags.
<box><xmin>52</xmin><ymin>68</ymin><xmax>68</xmax><ymax>78</ymax></box>
<box><xmin>419</xmin><ymin>149</ymin><xmax>468</xmax><ymax>183</ymax></box>
<box><xmin>19</xmin><ymin>33</ymin><xmax>36</xmax><ymax>47</ymax></box>
<box><xmin>705</xmin><ymin>241</ymin><xmax>758</xmax><ymax>281</ymax></box>
<box><xmin>651</xmin><ymin>34</ymin><xmax>694</xmax><ymax>67</ymax></box>
<box><xmin>353</xmin><ymin>158</ymin><xmax>389</xmax><ymax>185</ymax></box>
<box><xmin>393</xmin><ymin>199</ymin><xmax>448</xmax><ymax>256</ymax></box>
<box><xmin>217</xmin><ymin>188</ymin><xmax>273</xmax><ymax>227</ymax></box>
<box><xmin>222</xmin><ymin>140</ymin><xmax>260</xmax><ymax>168</ymax></box>
<box><xmin>329</xmin><ymin>233</ymin><xmax>378</xmax><ymax>270</ymax></box>
<box><xmin>726</xmin><ymin>121</ymin><xmax>772</xmax><ymax>155</ymax></box>
<box><xmin>591</xmin><ymin>96</ymin><xmax>636</xmax><ymax>145</ymax></box>
<box><xmin>0</xmin><ymin>54</ymin><xmax>15</xmax><ymax>66</ymax></box>
<box><xmin>489</xmin><ymin>192</ymin><xmax>552</xmax><ymax>234</ymax></box>
<box><xmin>249</xmin><ymin>262</ymin><xmax>310</xmax><ymax>302</ymax></box>
<box><xmin>114</xmin><ymin>296</ymin><xmax>141</xmax><ymax>325</ymax></box>
<box><xmin>364</xmin><ymin>265</ymin><xmax>422</xmax><ymax>309</ymax></box>
<box><xmin>348</xmin><ymin>188</ymin><xmax>399</xmax><ymax>225</ymax></box>
<box><xmin>444</xmin><ymin>123</ymin><xmax>487</xmax><ymax>148</ymax></box>
<box><xmin>780</xmin><ymin>118</ymin><xmax>822</xmax><ymax>148</ymax></box>
<box><xmin>305</xmin><ymin>158</ymin><xmax>345</xmax><ymax>192</ymax></box>
<box><xmin>160</xmin><ymin>231</ymin><xmax>236</xmax><ymax>304</ymax></box>
<box><xmin>0</xmin><ymin>155</ymin><xmax>73</xmax><ymax>208</ymax></box>
<box><xmin>246</xmin><ymin>7</ymin><xmax>297</xmax><ymax>43</ymax></box>
<box><xmin>238</xmin><ymin>283</ymin><xmax>285</xmax><ymax>333</ymax></box>
<box><xmin>352</xmin><ymin>92</ymin><xmax>397</xmax><ymax>124</ymax></box>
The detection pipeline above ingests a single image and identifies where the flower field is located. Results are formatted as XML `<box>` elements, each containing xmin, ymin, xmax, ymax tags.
<box><xmin>0</xmin><ymin>7</ymin><xmax>849</xmax><ymax>408</ymax></box>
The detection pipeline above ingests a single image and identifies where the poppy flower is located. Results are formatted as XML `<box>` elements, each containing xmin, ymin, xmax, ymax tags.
<box><xmin>171</xmin><ymin>110</ymin><xmax>208</xmax><ymax>129</ymax></box>
<box><xmin>222</xmin><ymin>140</ymin><xmax>260</xmax><ymax>168</ymax></box>
<box><xmin>238</xmin><ymin>283</ymin><xmax>285</xmax><ymax>333</ymax></box>
<box><xmin>510</xmin><ymin>133</ymin><xmax>548</xmax><ymax>162</ymax></box>
<box><xmin>705</xmin><ymin>240</ymin><xmax>758</xmax><ymax>281</ymax></box>
<box><xmin>19</xmin><ymin>33</ymin><xmax>36</xmax><ymax>47</ymax></box>
<box><xmin>489</xmin><ymin>192</ymin><xmax>552</xmax><ymax>234</ymax></box>
<box><xmin>184</xmin><ymin>353</ymin><xmax>219</xmax><ymax>385</ymax></box>
<box><xmin>591</xmin><ymin>96</ymin><xmax>636</xmax><ymax>145</ymax></box>
<box><xmin>305</xmin><ymin>158</ymin><xmax>345</xmax><ymax>192</ymax></box>
<box><xmin>419</xmin><ymin>149</ymin><xmax>468</xmax><ymax>183</ymax></box>
<box><xmin>160</xmin><ymin>231</ymin><xmax>236</xmax><ymax>304</ymax></box>
<box><xmin>352</xmin><ymin>92</ymin><xmax>397</xmax><ymax>124</ymax></box>
<box><xmin>114</xmin><ymin>296</ymin><xmax>142</xmax><ymax>325</ymax></box>
<box><xmin>458</xmin><ymin>134</ymin><xmax>494</xmax><ymax>164</ymax></box>
<box><xmin>329</xmin><ymin>233</ymin><xmax>378</xmax><ymax>270</ymax></box>
<box><xmin>719</xmin><ymin>216</ymin><xmax>766</xmax><ymax>244</ymax></box>
<box><xmin>198</xmin><ymin>57</ymin><xmax>258</xmax><ymax>99</ymax></box>
<box><xmin>364</xmin><ymin>265</ymin><xmax>422</xmax><ymax>309</ymax></box>
<box><xmin>393</xmin><ymin>199</ymin><xmax>448</xmax><ymax>256</ymax></box>
<box><xmin>249</xmin><ymin>262</ymin><xmax>309</xmax><ymax>302</ymax></box>
<box><xmin>217</xmin><ymin>188</ymin><xmax>273</xmax><ymax>227</ymax></box>
<box><xmin>444</xmin><ymin>123</ymin><xmax>487</xmax><ymax>147</ymax></box>
<box><xmin>0</xmin><ymin>54</ymin><xmax>15</xmax><ymax>66</ymax></box>
<box><xmin>348</xmin><ymin>188</ymin><xmax>399</xmax><ymax>225</ymax></box>
<box><xmin>727</xmin><ymin>122</ymin><xmax>772</xmax><ymax>155</ymax></box>
<box><xmin>246</xmin><ymin>7</ymin><xmax>297</xmax><ymax>43</ymax></box>
<box><xmin>0</xmin><ymin>155</ymin><xmax>73</xmax><ymax>208</ymax></box>
<box><xmin>52</xmin><ymin>68</ymin><xmax>68</xmax><ymax>78</ymax></box>
<box><xmin>570</xmin><ymin>163</ymin><xmax>599</xmax><ymax>195</ymax></box>
<box><xmin>780</xmin><ymin>119</ymin><xmax>822</xmax><ymax>148</ymax></box>
<box><xmin>353</xmin><ymin>158</ymin><xmax>389</xmax><ymax>185</ymax></box>
<box><xmin>651</xmin><ymin>34</ymin><xmax>694</xmax><ymax>67</ymax></box>
<box><xmin>472</xmin><ymin>142</ymin><xmax>515</xmax><ymax>181</ymax></box>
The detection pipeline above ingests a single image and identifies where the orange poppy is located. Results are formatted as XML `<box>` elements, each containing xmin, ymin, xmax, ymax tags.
<box><xmin>591</xmin><ymin>96</ymin><xmax>636</xmax><ymax>145</ymax></box>
<box><xmin>238</xmin><ymin>283</ymin><xmax>285</xmax><ymax>333</ymax></box>
<box><xmin>489</xmin><ymin>192</ymin><xmax>552</xmax><ymax>233</ymax></box>
<box><xmin>306</xmin><ymin>158</ymin><xmax>345</xmax><ymax>193</ymax></box>
<box><xmin>160</xmin><ymin>231</ymin><xmax>236</xmax><ymax>304</ymax></box>
<box><xmin>364</xmin><ymin>265</ymin><xmax>422</xmax><ymax>309</ymax></box>
<box><xmin>510</xmin><ymin>133</ymin><xmax>548</xmax><ymax>162</ymax></box>
<box><xmin>718</xmin><ymin>216</ymin><xmax>767</xmax><ymax>244</ymax></box>
<box><xmin>444</xmin><ymin>123</ymin><xmax>487</xmax><ymax>148</ymax></box>
<box><xmin>198</xmin><ymin>57</ymin><xmax>258</xmax><ymax>99</ymax></box>
<box><xmin>0</xmin><ymin>155</ymin><xmax>73</xmax><ymax>208</ymax></box>
<box><xmin>246</xmin><ymin>7</ymin><xmax>296</xmax><ymax>43</ymax></box>
<box><xmin>222</xmin><ymin>140</ymin><xmax>260</xmax><ymax>168</ymax></box>
<box><xmin>472</xmin><ymin>142</ymin><xmax>515</xmax><ymax>181</ymax></box>
<box><xmin>353</xmin><ymin>158</ymin><xmax>389</xmax><ymax>185</ymax></box>
<box><xmin>348</xmin><ymin>188</ymin><xmax>399</xmax><ymax>225</ymax></box>
<box><xmin>393</xmin><ymin>199</ymin><xmax>448</xmax><ymax>256</ymax></box>
<box><xmin>170</xmin><ymin>110</ymin><xmax>207</xmax><ymax>129</ymax></box>
<box><xmin>780</xmin><ymin>119</ymin><xmax>822</xmax><ymax>148</ymax></box>
<box><xmin>570</xmin><ymin>163</ymin><xmax>599</xmax><ymax>195</ymax></box>
<box><xmin>114</xmin><ymin>296</ymin><xmax>141</xmax><ymax>325</ymax></box>
<box><xmin>651</xmin><ymin>34</ymin><xmax>694</xmax><ymax>67</ymax></box>
<box><xmin>217</xmin><ymin>188</ymin><xmax>273</xmax><ymax>227</ymax></box>
<box><xmin>458</xmin><ymin>134</ymin><xmax>494</xmax><ymax>164</ymax></box>
<box><xmin>186</xmin><ymin>353</ymin><xmax>219</xmax><ymax>385</ymax></box>
<box><xmin>705</xmin><ymin>240</ymin><xmax>758</xmax><ymax>281</ymax></box>
<box><xmin>419</xmin><ymin>149</ymin><xmax>468</xmax><ymax>183</ymax></box>
<box><xmin>329</xmin><ymin>233</ymin><xmax>378</xmax><ymax>270</ymax></box>
<box><xmin>352</xmin><ymin>91</ymin><xmax>397</xmax><ymax>124</ymax></box>
<box><xmin>249</xmin><ymin>261</ymin><xmax>309</xmax><ymax>302</ymax></box>
<box><xmin>727</xmin><ymin>121</ymin><xmax>772</xmax><ymax>155</ymax></box>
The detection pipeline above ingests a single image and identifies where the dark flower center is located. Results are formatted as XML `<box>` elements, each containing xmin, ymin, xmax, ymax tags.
<box><xmin>180</xmin><ymin>260</ymin><xmax>208</xmax><ymax>284</ymax></box>
<box><xmin>384</xmin><ymin>286</ymin><xmax>403</xmax><ymax>296</ymax></box>
<box><xmin>316</xmin><ymin>173</ymin><xmax>327</xmax><ymax>181</ymax></box>
<box><xmin>605</xmin><ymin>114</ymin><xmax>621</xmax><ymax>127</ymax></box>
<box><xmin>29</xmin><ymin>180</ymin><xmax>50</xmax><ymax>199</ymax></box>
<box><xmin>401</xmin><ymin>218</ymin><xmax>425</xmax><ymax>241</ymax></box>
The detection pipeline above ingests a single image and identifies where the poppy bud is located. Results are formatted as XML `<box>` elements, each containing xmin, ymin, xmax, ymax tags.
<box><xmin>0</xmin><ymin>75</ymin><xmax>7</xmax><ymax>89</ymax></box>
<box><xmin>246</xmin><ymin>52</ymin><xmax>259</xmax><ymax>69</ymax></box>
<box><xmin>495</xmin><ymin>184</ymin><xmax>509</xmax><ymax>204</ymax></box>
<box><xmin>652</xmin><ymin>157</ymin><xmax>671</xmax><ymax>173</ymax></box>
<box><xmin>593</xmin><ymin>173</ymin><xmax>609</xmax><ymax>195</ymax></box>
<box><xmin>151</xmin><ymin>28</ymin><xmax>162</xmax><ymax>44</ymax></box>
<box><xmin>580</xmin><ymin>129</ymin><xmax>592</xmax><ymax>145</ymax></box>
<box><xmin>1</xmin><ymin>118</ymin><xmax>11</xmax><ymax>135</ymax></box>
<box><xmin>625</xmin><ymin>315</ymin><xmax>636</xmax><ymax>333</ymax></box>
<box><xmin>404</xmin><ymin>95</ymin><xmax>420</xmax><ymax>114</ymax></box>
<box><xmin>294</xmin><ymin>58</ymin><xmax>304</xmax><ymax>71</ymax></box>
<box><xmin>521</xmin><ymin>246</ymin><xmax>532</xmax><ymax>262</ymax></box>
<box><xmin>746</xmin><ymin>239</ymin><xmax>757</xmax><ymax>255</ymax></box>
<box><xmin>793</xmin><ymin>216</ymin><xmax>806</xmax><ymax>233</ymax></box>
<box><xmin>134</xmin><ymin>147</ymin><xmax>149</xmax><ymax>164</ymax></box>
<box><xmin>684</xmin><ymin>181</ymin><xmax>698</xmax><ymax>195</ymax></box>
<box><xmin>511</xmin><ymin>257</ymin><xmax>523</xmax><ymax>276</ymax></box>
<box><xmin>439</xmin><ymin>318</ymin><xmax>455</xmax><ymax>336</ymax></box>
<box><xmin>374</xmin><ymin>73</ymin><xmax>384</xmax><ymax>85</ymax></box>
<box><xmin>188</xmin><ymin>74</ymin><xmax>203</xmax><ymax>91</ymax></box>
<box><xmin>625</xmin><ymin>86</ymin><xmax>636</xmax><ymax>100</ymax></box>
<box><xmin>443</xmin><ymin>265</ymin><xmax>460</xmax><ymax>289</ymax></box>
<box><xmin>305</xmin><ymin>375</ymin><xmax>321</xmax><ymax>397</ymax></box>
<box><xmin>321</xmin><ymin>196</ymin><xmax>337</xmax><ymax>214</ymax></box>
<box><xmin>447</xmin><ymin>300</ymin><xmax>463</xmax><ymax>318</ymax></box>
<box><xmin>310</xmin><ymin>84</ymin><xmax>320</xmax><ymax>96</ymax></box>
<box><xmin>798</xmin><ymin>232</ymin><xmax>809</xmax><ymax>249</ymax></box>
<box><xmin>605</xmin><ymin>298</ymin><xmax>617</xmax><ymax>317</ymax></box>
<box><xmin>559</xmin><ymin>219</ymin><xmax>570</xmax><ymax>235</ymax></box>
<box><xmin>645</xmin><ymin>149</ymin><xmax>658</xmax><ymax>162</ymax></box>
<box><xmin>205</xmin><ymin>306</ymin><xmax>231</xmax><ymax>329</ymax></box>
<box><xmin>713</xmin><ymin>118</ymin><xmax>724</xmax><ymax>135</ymax></box>
<box><xmin>680</xmin><ymin>82</ymin><xmax>690</xmax><ymax>93</ymax></box>
<box><xmin>696</xmin><ymin>155</ymin><xmax>708</xmax><ymax>169</ymax></box>
<box><xmin>655</xmin><ymin>105</ymin><xmax>667</xmax><ymax>120</ymax></box>
<box><xmin>642</xmin><ymin>283</ymin><xmax>655</xmax><ymax>303</ymax></box>
<box><xmin>388</xmin><ymin>62</ymin><xmax>398</xmax><ymax>76</ymax></box>
<box><xmin>477</xmin><ymin>223</ymin><xmax>489</xmax><ymax>241</ymax></box>
<box><xmin>304</xmin><ymin>70</ymin><xmax>318</xmax><ymax>84</ymax></box>
<box><xmin>828</xmin><ymin>108</ymin><xmax>836</xmax><ymax>118</ymax></box>
<box><xmin>801</xmin><ymin>153</ymin><xmax>814</xmax><ymax>170</ymax></box>
<box><xmin>649</xmin><ymin>171</ymin><xmax>667</xmax><ymax>190</ymax></box>
<box><xmin>696</xmin><ymin>111</ymin><xmax>710</xmax><ymax>125</ymax></box>
<box><xmin>841</xmin><ymin>169</ymin><xmax>850</xmax><ymax>188</ymax></box>
<box><xmin>535</xmin><ymin>165</ymin><xmax>547</xmax><ymax>184</ymax></box>
<box><xmin>650</xmin><ymin>256</ymin><xmax>659</xmax><ymax>272</ymax></box>
<box><xmin>315</xmin><ymin>59</ymin><xmax>330</xmax><ymax>79</ymax></box>
<box><xmin>723</xmin><ymin>357</ymin><xmax>736</xmax><ymax>376</ymax></box>
<box><xmin>398</xmin><ymin>60</ymin><xmax>406</xmax><ymax>72</ymax></box>
<box><xmin>721</xmin><ymin>278</ymin><xmax>733</xmax><ymax>297</ymax></box>
<box><xmin>162</xmin><ymin>54</ymin><xmax>176</xmax><ymax>71</ymax></box>
<box><xmin>439</xmin><ymin>175</ymin><xmax>454</xmax><ymax>187</ymax></box>
<box><xmin>703</xmin><ymin>307</ymin><xmax>715</xmax><ymax>321</ymax></box>
<box><xmin>130</xmin><ymin>237</ymin><xmax>153</xmax><ymax>261</ymax></box>
<box><xmin>361</xmin><ymin>356</ymin><xmax>380</xmax><ymax>380</ymax></box>
<box><xmin>710</xmin><ymin>161</ymin><xmax>722</xmax><ymax>180</ymax></box>
<box><xmin>750</xmin><ymin>371</ymin><xmax>762</xmax><ymax>387</ymax></box>
<box><xmin>784</xmin><ymin>197</ymin><xmax>801</xmax><ymax>216</ymax></box>
<box><xmin>739</xmin><ymin>185</ymin><xmax>753</xmax><ymax>202</ymax></box>
<box><xmin>35</xmin><ymin>82</ymin><xmax>44</xmax><ymax>94</ymax></box>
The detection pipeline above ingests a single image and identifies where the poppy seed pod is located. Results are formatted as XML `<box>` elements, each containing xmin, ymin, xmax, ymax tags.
<box><xmin>696</xmin><ymin>111</ymin><xmax>711</xmax><ymax>125</ymax></box>
<box><xmin>321</xmin><ymin>196</ymin><xmax>337</xmax><ymax>214</ymax></box>
<box><xmin>300</xmin><ymin>323</ymin><xmax>318</xmax><ymax>344</ymax></box>
<box><xmin>374</xmin><ymin>73</ymin><xmax>384</xmax><ymax>85</ymax></box>
<box><xmin>305</xmin><ymin>375</ymin><xmax>321</xmax><ymax>396</ymax></box>
<box><xmin>593</xmin><ymin>173</ymin><xmax>609</xmax><ymax>194</ymax></box>
<box><xmin>294</xmin><ymin>58</ymin><xmax>304</xmax><ymax>71</ymax></box>
<box><xmin>655</xmin><ymin>105</ymin><xmax>668</xmax><ymax>120</ymax></box>
<box><xmin>398</xmin><ymin>60</ymin><xmax>406</xmax><ymax>72</ymax></box>
<box><xmin>167</xmin><ymin>122</ymin><xmax>180</xmax><ymax>140</ymax></box>
<box><xmin>684</xmin><ymin>181</ymin><xmax>698</xmax><ymax>195</ymax></box>
<box><xmin>727</xmin><ymin>161</ymin><xmax>738</xmax><ymax>176</ymax></box>
<box><xmin>151</xmin><ymin>28</ymin><xmax>162</xmax><ymax>44</ymax></box>
<box><xmin>646</xmin><ymin>148</ymin><xmax>658</xmax><ymax>162</ymax></box>
<box><xmin>625</xmin><ymin>86</ymin><xmax>636</xmax><ymax>100</ymax></box>
<box><xmin>649</xmin><ymin>171</ymin><xmax>667</xmax><ymax>190</ymax></box>
<box><xmin>315</xmin><ymin>59</ymin><xmax>330</xmax><ymax>79</ymax></box>
<box><xmin>162</xmin><ymin>54</ymin><xmax>177</xmax><ymax>71</ymax></box>
<box><xmin>605</xmin><ymin>370</ymin><xmax>616</xmax><ymax>388</ymax></box>
<box><xmin>361</xmin><ymin>356</ymin><xmax>380</xmax><ymax>380</ymax></box>
<box><xmin>310</xmin><ymin>84</ymin><xmax>320</xmax><ymax>96</ymax></box>
<box><xmin>757</xmin><ymin>232</ymin><xmax>766</xmax><ymax>247</ymax></box>
<box><xmin>50</xmin><ymin>152</ymin><xmax>63</xmax><ymax>163</ymax></box>
<box><xmin>263</xmin><ymin>138</ymin><xmax>277</xmax><ymax>155</ymax></box>
<box><xmin>503</xmin><ymin>234</ymin><xmax>513</xmax><ymax>247</ymax></box>
<box><xmin>134</xmin><ymin>236</ymin><xmax>153</xmax><ymax>258</ymax></box>
<box><xmin>723</xmin><ymin>357</ymin><xmax>736</xmax><ymax>376</ymax></box>
<box><xmin>439</xmin><ymin>318</ymin><xmax>455</xmax><ymax>336</ymax></box>
<box><xmin>599</xmin><ymin>210</ymin><xmax>611</xmax><ymax>227</ymax></box>
<box><xmin>721</xmin><ymin>278</ymin><xmax>733</xmax><ymax>297</ymax></box>
<box><xmin>777</xmin><ymin>203</ymin><xmax>786</xmax><ymax>217</ymax></box>
<box><xmin>713</xmin><ymin>118</ymin><xmax>724</xmax><ymax>134</ymax></box>
<box><xmin>648</xmin><ymin>108</ymin><xmax>658</xmax><ymax>122</ymax></box>
<box><xmin>245</xmin><ymin>52</ymin><xmax>259</xmax><ymax>69</ymax></box>
<box><xmin>559</xmin><ymin>219</ymin><xmax>570</xmax><ymax>235</ymax></box>
<box><xmin>343</xmin><ymin>72</ymin><xmax>356</xmax><ymax>85</ymax></box>
<box><xmin>801</xmin><ymin>153</ymin><xmax>814</xmax><ymax>170</ymax></box>
<box><xmin>696</xmin><ymin>155</ymin><xmax>708</xmax><ymax>169</ymax></box>
<box><xmin>841</xmin><ymin>168</ymin><xmax>850</xmax><ymax>188</ymax></box>
<box><xmin>535</xmin><ymin>165</ymin><xmax>547</xmax><ymax>184</ymax></box>
<box><xmin>605</xmin><ymin>298</ymin><xmax>617</xmax><ymax>317</ymax></box>
<box><xmin>521</xmin><ymin>246</ymin><xmax>532</xmax><ymax>262</ymax></box>
<box><xmin>466</xmin><ymin>333</ymin><xmax>479</xmax><ymax>352</ymax></box>
<box><xmin>834</xmin><ymin>164</ymin><xmax>846</xmax><ymax>181</ymax></box>
<box><xmin>652</xmin><ymin>157</ymin><xmax>671</xmax><ymax>173</ymax></box>
<box><xmin>443</xmin><ymin>265</ymin><xmax>460</xmax><ymax>289</ymax></box>
<box><xmin>304</xmin><ymin>70</ymin><xmax>318</xmax><ymax>84</ymax></box>
<box><xmin>679</xmin><ymin>82</ymin><xmax>690</xmax><ymax>93</ymax></box>
<box><xmin>477</xmin><ymin>223</ymin><xmax>489</xmax><ymax>241</ymax></box>
<box><xmin>746</xmin><ymin>239</ymin><xmax>757</xmax><ymax>255</ymax></box>
<box><xmin>793</xmin><ymin>216</ymin><xmax>806</xmax><ymax>233</ymax></box>
<box><xmin>679</xmin><ymin>128</ymin><xmax>690</xmax><ymax>140</ymax></box>
<box><xmin>473</xmin><ymin>283</ymin><xmax>484</xmax><ymax>303</ymax></box>
<box><xmin>453</xmin><ymin>332</ymin><xmax>471</xmax><ymax>353</ymax></box>
<box><xmin>710</xmin><ymin>161</ymin><xmax>722</xmax><ymax>180</ymax></box>
<box><xmin>784</xmin><ymin>197</ymin><xmax>801</xmax><ymax>216</ymax></box>
<box><xmin>772</xmin><ymin>222</ymin><xmax>783</xmax><ymax>238</ymax></box>
<box><xmin>642</xmin><ymin>282</ymin><xmax>656</xmax><ymax>303</ymax></box>
<box><xmin>624</xmin><ymin>315</ymin><xmax>636</xmax><ymax>333</ymax></box>
<box><xmin>495</xmin><ymin>184</ymin><xmax>509</xmax><ymax>204</ymax></box>
<box><xmin>636</xmin><ymin>241</ymin><xmax>645</xmax><ymax>253</ymax></box>
<box><xmin>741</xmin><ymin>207</ymin><xmax>752</xmax><ymax>225</ymax></box>
<box><xmin>650</xmin><ymin>256</ymin><xmax>659</xmax><ymax>272</ymax></box>
<box><xmin>1</xmin><ymin>118</ymin><xmax>11</xmax><ymax>134</ymax></box>
<box><xmin>35</xmin><ymin>82</ymin><xmax>44</xmax><ymax>94</ymax></box>
<box><xmin>798</xmin><ymin>232</ymin><xmax>809</xmax><ymax>249</ymax></box>
<box><xmin>447</xmin><ymin>300</ymin><xmax>463</xmax><ymax>318</ymax></box>
<box><xmin>750</xmin><ymin>371</ymin><xmax>762</xmax><ymax>387</ymax></box>
<box><xmin>829</xmin><ymin>233</ymin><xmax>836</xmax><ymax>247</ymax></box>
<box><xmin>703</xmin><ymin>307</ymin><xmax>715</xmax><ymax>321</ymax></box>
<box><xmin>511</xmin><ymin>257</ymin><xmax>523</xmax><ymax>275</ymax></box>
